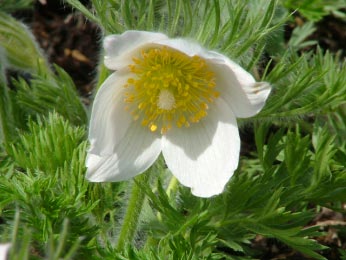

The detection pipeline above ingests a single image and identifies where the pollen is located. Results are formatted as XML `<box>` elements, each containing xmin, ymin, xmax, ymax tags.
<box><xmin>123</xmin><ymin>46</ymin><xmax>218</xmax><ymax>134</ymax></box>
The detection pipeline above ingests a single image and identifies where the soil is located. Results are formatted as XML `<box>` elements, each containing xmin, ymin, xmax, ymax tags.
<box><xmin>13</xmin><ymin>0</ymin><xmax>100</xmax><ymax>97</ymax></box>
<box><xmin>10</xmin><ymin>1</ymin><xmax>346</xmax><ymax>259</ymax></box>
<box><xmin>287</xmin><ymin>12</ymin><xmax>346</xmax><ymax>57</ymax></box>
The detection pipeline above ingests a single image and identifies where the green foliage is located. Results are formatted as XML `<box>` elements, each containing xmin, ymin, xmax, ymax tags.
<box><xmin>259</xmin><ymin>48</ymin><xmax>346</xmax><ymax>119</ymax></box>
<box><xmin>0</xmin><ymin>10</ymin><xmax>86</xmax><ymax>145</ymax></box>
<box><xmin>0</xmin><ymin>47</ymin><xmax>14</xmax><ymax>144</ymax></box>
<box><xmin>282</xmin><ymin>0</ymin><xmax>346</xmax><ymax>21</ymax></box>
<box><xmin>130</xmin><ymin>121</ymin><xmax>346</xmax><ymax>259</ymax></box>
<box><xmin>0</xmin><ymin>12</ymin><xmax>48</xmax><ymax>73</ymax></box>
<box><xmin>0</xmin><ymin>0</ymin><xmax>34</xmax><ymax>12</ymax></box>
<box><xmin>0</xmin><ymin>113</ymin><xmax>99</xmax><ymax>259</ymax></box>
<box><xmin>13</xmin><ymin>64</ymin><xmax>88</xmax><ymax>127</ymax></box>
<box><xmin>287</xmin><ymin>21</ymin><xmax>317</xmax><ymax>51</ymax></box>
<box><xmin>4</xmin><ymin>211</ymin><xmax>81</xmax><ymax>260</ymax></box>
<box><xmin>6</xmin><ymin>113</ymin><xmax>85</xmax><ymax>172</ymax></box>
<box><xmin>1</xmin><ymin>0</ymin><xmax>346</xmax><ymax>259</ymax></box>
<box><xmin>65</xmin><ymin>0</ymin><xmax>286</xmax><ymax>68</ymax></box>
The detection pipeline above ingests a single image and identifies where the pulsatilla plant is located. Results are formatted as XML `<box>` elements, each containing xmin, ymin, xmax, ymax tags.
<box><xmin>1</xmin><ymin>1</ymin><xmax>346</xmax><ymax>259</ymax></box>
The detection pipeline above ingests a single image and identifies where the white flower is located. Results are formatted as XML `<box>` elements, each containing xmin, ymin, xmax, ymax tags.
<box><xmin>0</xmin><ymin>243</ymin><xmax>11</xmax><ymax>260</ymax></box>
<box><xmin>86</xmin><ymin>30</ymin><xmax>271</xmax><ymax>197</ymax></box>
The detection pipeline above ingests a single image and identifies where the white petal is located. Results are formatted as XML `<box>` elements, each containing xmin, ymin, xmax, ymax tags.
<box><xmin>88</xmin><ymin>70</ymin><xmax>132</xmax><ymax>156</ymax></box>
<box><xmin>162</xmin><ymin>99</ymin><xmax>240</xmax><ymax>197</ymax></box>
<box><xmin>86</xmin><ymin>122</ymin><xmax>162</xmax><ymax>182</ymax></box>
<box><xmin>153</xmin><ymin>39</ymin><xmax>271</xmax><ymax>118</ymax></box>
<box><xmin>155</xmin><ymin>38</ymin><xmax>205</xmax><ymax>57</ymax></box>
<box><xmin>104</xmin><ymin>30</ymin><xmax>168</xmax><ymax>70</ymax></box>
<box><xmin>0</xmin><ymin>243</ymin><xmax>11</xmax><ymax>260</ymax></box>
<box><xmin>204</xmin><ymin>53</ymin><xmax>271</xmax><ymax>118</ymax></box>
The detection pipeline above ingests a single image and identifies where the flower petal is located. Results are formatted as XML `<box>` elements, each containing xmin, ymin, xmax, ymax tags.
<box><xmin>86</xmin><ymin>122</ymin><xmax>162</xmax><ymax>182</ymax></box>
<box><xmin>0</xmin><ymin>243</ymin><xmax>11</xmax><ymax>260</ymax></box>
<box><xmin>155</xmin><ymin>38</ymin><xmax>204</xmax><ymax>57</ymax></box>
<box><xmin>204</xmin><ymin>53</ymin><xmax>271</xmax><ymax>118</ymax></box>
<box><xmin>153</xmin><ymin>38</ymin><xmax>271</xmax><ymax>118</ymax></box>
<box><xmin>88</xmin><ymin>70</ymin><xmax>132</xmax><ymax>156</ymax></box>
<box><xmin>104</xmin><ymin>30</ymin><xmax>168</xmax><ymax>70</ymax></box>
<box><xmin>162</xmin><ymin>99</ymin><xmax>240</xmax><ymax>197</ymax></box>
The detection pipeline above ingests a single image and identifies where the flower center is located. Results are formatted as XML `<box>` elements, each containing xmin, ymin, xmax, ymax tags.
<box><xmin>157</xmin><ymin>89</ymin><xmax>175</xmax><ymax>110</ymax></box>
<box><xmin>124</xmin><ymin>46</ymin><xmax>219</xmax><ymax>134</ymax></box>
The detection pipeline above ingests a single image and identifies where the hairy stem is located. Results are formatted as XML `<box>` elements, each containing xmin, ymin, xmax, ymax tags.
<box><xmin>117</xmin><ymin>171</ymin><xmax>151</xmax><ymax>250</ymax></box>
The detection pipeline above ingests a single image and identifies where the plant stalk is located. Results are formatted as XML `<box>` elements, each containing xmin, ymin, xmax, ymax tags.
<box><xmin>0</xmin><ymin>51</ymin><xmax>14</xmax><ymax>144</ymax></box>
<box><xmin>116</xmin><ymin>171</ymin><xmax>151</xmax><ymax>250</ymax></box>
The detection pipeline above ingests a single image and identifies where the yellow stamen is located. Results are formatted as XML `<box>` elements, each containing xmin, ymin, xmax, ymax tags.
<box><xmin>123</xmin><ymin>46</ymin><xmax>218</xmax><ymax>134</ymax></box>
<box><xmin>150</xmin><ymin>124</ymin><xmax>158</xmax><ymax>132</ymax></box>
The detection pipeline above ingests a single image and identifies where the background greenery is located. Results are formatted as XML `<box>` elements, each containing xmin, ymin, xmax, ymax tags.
<box><xmin>1</xmin><ymin>0</ymin><xmax>346</xmax><ymax>259</ymax></box>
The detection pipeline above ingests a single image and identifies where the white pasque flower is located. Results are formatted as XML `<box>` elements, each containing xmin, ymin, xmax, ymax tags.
<box><xmin>86</xmin><ymin>30</ymin><xmax>271</xmax><ymax>197</ymax></box>
<box><xmin>0</xmin><ymin>243</ymin><xmax>11</xmax><ymax>260</ymax></box>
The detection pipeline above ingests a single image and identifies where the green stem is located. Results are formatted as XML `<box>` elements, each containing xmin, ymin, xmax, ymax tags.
<box><xmin>166</xmin><ymin>176</ymin><xmax>179</xmax><ymax>198</ymax></box>
<box><xmin>117</xmin><ymin>171</ymin><xmax>151</xmax><ymax>250</ymax></box>
<box><xmin>0</xmin><ymin>53</ymin><xmax>14</xmax><ymax>144</ymax></box>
